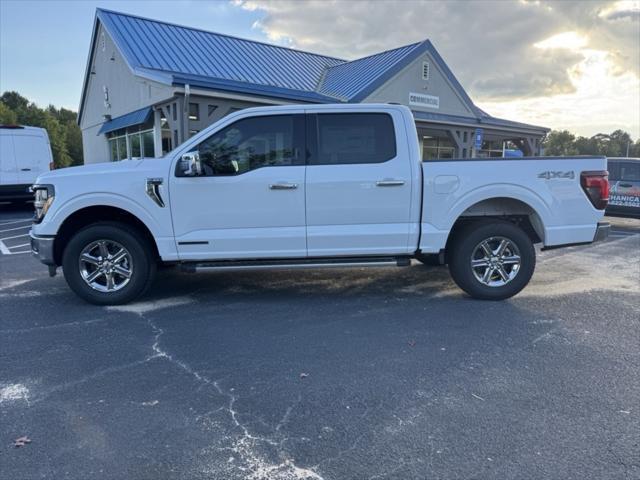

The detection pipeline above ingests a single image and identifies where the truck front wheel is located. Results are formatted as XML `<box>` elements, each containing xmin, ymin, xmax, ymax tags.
<box><xmin>448</xmin><ymin>221</ymin><xmax>535</xmax><ymax>300</ymax></box>
<box><xmin>62</xmin><ymin>222</ymin><xmax>156</xmax><ymax>305</ymax></box>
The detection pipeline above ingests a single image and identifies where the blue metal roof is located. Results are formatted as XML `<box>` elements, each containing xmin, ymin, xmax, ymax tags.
<box><xmin>97</xmin><ymin>106</ymin><xmax>152</xmax><ymax>135</ymax></box>
<box><xmin>79</xmin><ymin>9</ymin><xmax>547</xmax><ymax>134</ymax></box>
<box><xmin>97</xmin><ymin>9</ymin><xmax>343</xmax><ymax>94</ymax></box>
<box><xmin>317</xmin><ymin>43</ymin><xmax>423</xmax><ymax>100</ymax></box>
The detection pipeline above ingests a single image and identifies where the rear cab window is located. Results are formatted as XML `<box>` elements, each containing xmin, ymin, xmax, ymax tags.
<box><xmin>307</xmin><ymin>113</ymin><xmax>396</xmax><ymax>165</ymax></box>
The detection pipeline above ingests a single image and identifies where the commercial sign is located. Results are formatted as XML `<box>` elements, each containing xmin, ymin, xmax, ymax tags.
<box><xmin>474</xmin><ymin>128</ymin><xmax>484</xmax><ymax>150</ymax></box>
<box><xmin>409</xmin><ymin>92</ymin><xmax>439</xmax><ymax>109</ymax></box>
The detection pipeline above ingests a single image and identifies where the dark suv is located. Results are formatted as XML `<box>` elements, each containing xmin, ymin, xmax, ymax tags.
<box><xmin>606</xmin><ymin>157</ymin><xmax>640</xmax><ymax>218</ymax></box>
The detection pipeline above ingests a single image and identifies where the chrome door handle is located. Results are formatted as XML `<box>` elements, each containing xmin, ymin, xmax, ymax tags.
<box><xmin>269</xmin><ymin>182</ymin><xmax>298</xmax><ymax>190</ymax></box>
<box><xmin>376</xmin><ymin>180</ymin><xmax>405</xmax><ymax>187</ymax></box>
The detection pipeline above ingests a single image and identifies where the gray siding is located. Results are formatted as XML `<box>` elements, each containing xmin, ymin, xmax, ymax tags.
<box><xmin>364</xmin><ymin>52</ymin><xmax>475</xmax><ymax>118</ymax></box>
<box><xmin>80</xmin><ymin>23</ymin><xmax>172</xmax><ymax>163</ymax></box>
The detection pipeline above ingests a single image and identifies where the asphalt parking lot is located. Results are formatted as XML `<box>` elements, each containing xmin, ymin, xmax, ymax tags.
<box><xmin>1</xmin><ymin>203</ymin><xmax>639</xmax><ymax>480</ymax></box>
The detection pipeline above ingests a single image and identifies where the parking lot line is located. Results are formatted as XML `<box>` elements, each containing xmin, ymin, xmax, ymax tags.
<box><xmin>0</xmin><ymin>218</ymin><xmax>32</xmax><ymax>226</ymax></box>
<box><xmin>0</xmin><ymin>241</ymin><xmax>10</xmax><ymax>255</ymax></box>
<box><xmin>1</xmin><ymin>233</ymin><xmax>29</xmax><ymax>241</ymax></box>
<box><xmin>0</xmin><ymin>225</ymin><xmax>32</xmax><ymax>233</ymax></box>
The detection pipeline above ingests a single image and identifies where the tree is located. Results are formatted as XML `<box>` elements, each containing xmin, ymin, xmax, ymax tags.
<box><xmin>0</xmin><ymin>101</ymin><xmax>17</xmax><ymax>124</ymax></box>
<box><xmin>543</xmin><ymin>129</ymin><xmax>639</xmax><ymax>157</ymax></box>
<box><xmin>542</xmin><ymin>130</ymin><xmax>578</xmax><ymax>156</ymax></box>
<box><xmin>1</xmin><ymin>90</ymin><xmax>84</xmax><ymax>167</ymax></box>
<box><xmin>1</xmin><ymin>91</ymin><xmax>29</xmax><ymax>111</ymax></box>
<box><xmin>574</xmin><ymin>136</ymin><xmax>598</xmax><ymax>155</ymax></box>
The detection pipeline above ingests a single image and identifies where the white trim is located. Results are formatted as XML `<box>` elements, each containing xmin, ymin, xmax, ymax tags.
<box><xmin>175</xmin><ymin>86</ymin><xmax>296</xmax><ymax>106</ymax></box>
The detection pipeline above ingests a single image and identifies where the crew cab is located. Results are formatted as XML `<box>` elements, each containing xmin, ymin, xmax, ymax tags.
<box><xmin>29</xmin><ymin>104</ymin><xmax>610</xmax><ymax>305</ymax></box>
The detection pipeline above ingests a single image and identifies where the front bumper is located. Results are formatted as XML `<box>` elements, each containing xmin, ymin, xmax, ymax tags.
<box><xmin>593</xmin><ymin>221</ymin><xmax>610</xmax><ymax>242</ymax></box>
<box><xmin>30</xmin><ymin>231</ymin><xmax>56</xmax><ymax>266</ymax></box>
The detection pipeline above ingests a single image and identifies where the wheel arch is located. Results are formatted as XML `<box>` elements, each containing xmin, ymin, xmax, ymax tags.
<box><xmin>442</xmin><ymin>191</ymin><xmax>550</xmax><ymax>261</ymax></box>
<box><xmin>53</xmin><ymin>205</ymin><xmax>160</xmax><ymax>266</ymax></box>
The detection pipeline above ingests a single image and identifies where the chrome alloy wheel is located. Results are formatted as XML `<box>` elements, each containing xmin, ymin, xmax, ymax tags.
<box><xmin>470</xmin><ymin>236</ymin><xmax>521</xmax><ymax>287</ymax></box>
<box><xmin>78</xmin><ymin>240</ymin><xmax>133</xmax><ymax>292</ymax></box>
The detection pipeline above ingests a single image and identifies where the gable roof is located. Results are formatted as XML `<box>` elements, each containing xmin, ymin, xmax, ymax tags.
<box><xmin>317</xmin><ymin>42</ymin><xmax>423</xmax><ymax>101</ymax></box>
<box><xmin>79</xmin><ymin>9</ymin><xmax>547</xmax><ymax>133</ymax></box>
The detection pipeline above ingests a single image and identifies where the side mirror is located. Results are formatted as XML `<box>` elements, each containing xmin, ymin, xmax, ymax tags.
<box><xmin>179</xmin><ymin>151</ymin><xmax>202</xmax><ymax>176</ymax></box>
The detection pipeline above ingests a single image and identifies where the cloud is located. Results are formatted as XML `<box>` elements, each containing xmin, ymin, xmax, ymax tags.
<box><xmin>234</xmin><ymin>0</ymin><xmax>639</xmax><ymax>101</ymax></box>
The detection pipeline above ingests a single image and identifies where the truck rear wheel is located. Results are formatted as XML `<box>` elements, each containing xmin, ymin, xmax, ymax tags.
<box><xmin>448</xmin><ymin>221</ymin><xmax>535</xmax><ymax>300</ymax></box>
<box><xmin>62</xmin><ymin>222</ymin><xmax>156</xmax><ymax>305</ymax></box>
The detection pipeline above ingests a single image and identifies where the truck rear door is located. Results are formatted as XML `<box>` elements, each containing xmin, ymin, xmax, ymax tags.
<box><xmin>304</xmin><ymin>110</ymin><xmax>414</xmax><ymax>256</ymax></box>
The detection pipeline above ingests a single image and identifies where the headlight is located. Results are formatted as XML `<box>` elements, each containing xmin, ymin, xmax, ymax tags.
<box><xmin>32</xmin><ymin>184</ymin><xmax>55</xmax><ymax>223</ymax></box>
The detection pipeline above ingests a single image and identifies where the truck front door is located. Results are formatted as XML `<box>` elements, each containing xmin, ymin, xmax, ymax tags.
<box><xmin>305</xmin><ymin>111</ymin><xmax>414</xmax><ymax>256</ymax></box>
<box><xmin>170</xmin><ymin>113</ymin><xmax>307</xmax><ymax>260</ymax></box>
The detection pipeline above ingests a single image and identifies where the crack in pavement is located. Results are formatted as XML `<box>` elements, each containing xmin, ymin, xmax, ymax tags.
<box><xmin>137</xmin><ymin>302</ymin><xmax>324</xmax><ymax>480</ymax></box>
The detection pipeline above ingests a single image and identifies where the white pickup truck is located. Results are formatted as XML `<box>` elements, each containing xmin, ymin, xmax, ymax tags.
<box><xmin>29</xmin><ymin>104</ymin><xmax>610</xmax><ymax>305</ymax></box>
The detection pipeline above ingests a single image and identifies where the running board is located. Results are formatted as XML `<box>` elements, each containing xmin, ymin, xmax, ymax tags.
<box><xmin>181</xmin><ymin>256</ymin><xmax>411</xmax><ymax>273</ymax></box>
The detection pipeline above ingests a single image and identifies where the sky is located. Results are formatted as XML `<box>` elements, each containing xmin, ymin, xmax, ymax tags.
<box><xmin>1</xmin><ymin>0</ymin><xmax>639</xmax><ymax>137</ymax></box>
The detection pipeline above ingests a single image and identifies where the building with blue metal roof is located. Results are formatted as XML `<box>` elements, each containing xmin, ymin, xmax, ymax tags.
<box><xmin>79</xmin><ymin>8</ymin><xmax>549</xmax><ymax>164</ymax></box>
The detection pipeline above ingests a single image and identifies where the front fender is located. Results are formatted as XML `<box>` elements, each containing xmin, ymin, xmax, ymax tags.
<box><xmin>39</xmin><ymin>192</ymin><xmax>166</xmax><ymax>237</ymax></box>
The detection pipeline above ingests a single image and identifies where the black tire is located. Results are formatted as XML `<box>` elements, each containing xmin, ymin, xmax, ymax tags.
<box><xmin>448</xmin><ymin>220</ymin><xmax>535</xmax><ymax>300</ymax></box>
<box><xmin>62</xmin><ymin>222</ymin><xmax>156</xmax><ymax>305</ymax></box>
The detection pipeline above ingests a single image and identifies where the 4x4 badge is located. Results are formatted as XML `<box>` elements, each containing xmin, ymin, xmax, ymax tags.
<box><xmin>538</xmin><ymin>171</ymin><xmax>575</xmax><ymax>180</ymax></box>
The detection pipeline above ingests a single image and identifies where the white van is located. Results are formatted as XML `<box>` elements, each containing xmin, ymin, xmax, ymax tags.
<box><xmin>0</xmin><ymin>125</ymin><xmax>54</xmax><ymax>202</ymax></box>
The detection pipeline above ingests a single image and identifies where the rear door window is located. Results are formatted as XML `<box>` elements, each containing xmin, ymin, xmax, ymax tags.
<box><xmin>607</xmin><ymin>161</ymin><xmax>620</xmax><ymax>180</ymax></box>
<box><xmin>308</xmin><ymin>113</ymin><xmax>396</xmax><ymax>165</ymax></box>
<box><xmin>619</xmin><ymin>162</ymin><xmax>640</xmax><ymax>182</ymax></box>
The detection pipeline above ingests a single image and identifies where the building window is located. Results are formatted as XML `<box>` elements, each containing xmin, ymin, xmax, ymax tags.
<box><xmin>422</xmin><ymin>135</ymin><xmax>455</xmax><ymax>160</ymax></box>
<box><xmin>189</xmin><ymin>103</ymin><xmax>200</xmax><ymax>121</ymax></box>
<box><xmin>130</xmin><ymin>133</ymin><xmax>141</xmax><ymax>157</ymax></box>
<box><xmin>478</xmin><ymin>140</ymin><xmax>507</xmax><ymax>158</ymax></box>
<box><xmin>142</xmin><ymin>130</ymin><xmax>155</xmax><ymax>158</ymax></box>
<box><xmin>208</xmin><ymin>104</ymin><xmax>218</xmax><ymax>117</ymax></box>
<box><xmin>107</xmin><ymin>126</ymin><xmax>155</xmax><ymax>161</ymax></box>
<box><xmin>422</xmin><ymin>61</ymin><xmax>430</xmax><ymax>81</ymax></box>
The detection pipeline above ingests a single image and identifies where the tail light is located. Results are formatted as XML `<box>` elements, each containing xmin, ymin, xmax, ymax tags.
<box><xmin>580</xmin><ymin>171</ymin><xmax>609</xmax><ymax>210</ymax></box>
<box><xmin>49</xmin><ymin>161</ymin><xmax>55</xmax><ymax>170</ymax></box>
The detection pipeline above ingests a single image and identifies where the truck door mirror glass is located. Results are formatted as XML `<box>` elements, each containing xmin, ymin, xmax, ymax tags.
<box><xmin>179</xmin><ymin>151</ymin><xmax>202</xmax><ymax>176</ymax></box>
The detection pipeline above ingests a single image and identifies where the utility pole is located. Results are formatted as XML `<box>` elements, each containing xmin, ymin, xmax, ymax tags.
<box><xmin>626</xmin><ymin>141</ymin><xmax>630</xmax><ymax>157</ymax></box>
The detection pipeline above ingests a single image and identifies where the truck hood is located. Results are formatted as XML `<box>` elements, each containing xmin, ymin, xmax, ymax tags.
<box><xmin>36</xmin><ymin>159</ymin><xmax>148</xmax><ymax>183</ymax></box>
